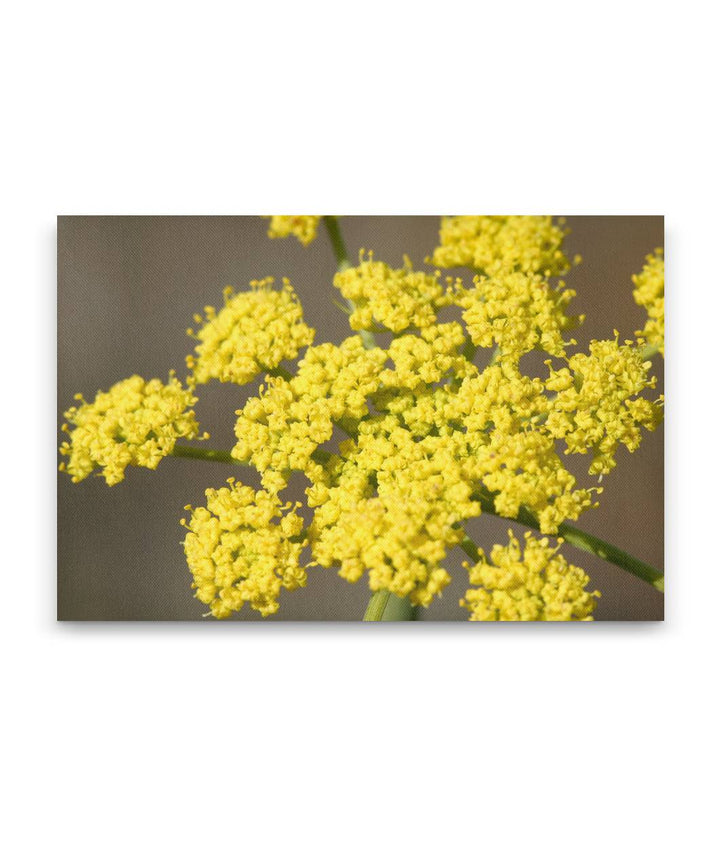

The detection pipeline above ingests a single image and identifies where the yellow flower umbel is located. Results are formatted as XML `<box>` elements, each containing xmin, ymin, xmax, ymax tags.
<box><xmin>181</xmin><ymin>479</ymin><xmax>308</xmax><ymax>618</ymax></box>
<box><xmin>632</xmin><ymin>249</ymin><xmax>664</xmax><ymax>356</ymax></box>
<box><xmin>266</xmin><ymin>216</ymin><xmax>321</xmax><ymax>246</ymax></box>
<box><xmin>379</xmin><ymin>323</ymin><xmax>476</xmax><ymax>390</ymax></box>
<box><xmin>59</xmin><ymin>374</ymin><xmax>202</xmax><ymax>485</ymax></box>
<box><xmin>333</xmin><ymin>253</ymin><xmax>454</xmax><ymax>333</ymax></box>
<box><xmin>309</xmin><ymin>414</ymin><xmax>481</xmax><ymax>607</ymax></box>
<box><xmin>453</xmin><ymin>271</ymin><xmax>581</xmax><ymax>362</ymax></box>
<box><xmin>431</xmin><ymin>215</ymin><xmax>572</xmax><ymax>276</ymax></box>
<box><xmin>544</xmin><ymin>336</ymin><xmax>663</xmax><ymax>475</ymax></box>
<box><xmin>461</xmin><ymin>531</ymin><xmax>599</xmax><ymax>621</ymax></box>
<box><xmin>232</xmin><ymin>335</ymin><xmax>388</xmax><ymax>492</ymax></box>
<box><xmin>186</xmin><ymin>278</ymin><xmax>314</xmax><ymax>386</ymax></box>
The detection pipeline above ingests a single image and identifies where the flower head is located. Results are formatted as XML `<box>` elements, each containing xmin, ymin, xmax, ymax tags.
<box><xmin>181</xmin><ymin>479</ymin><xmax>308</xmax><ymax>618</ymax></box>
<box><xmin>453</xmin><ymin>270</ymin><xmax>581</xmax><ymax>362</ymax></box>
<box><xmin>266</xmin><ymin>216</ymin><xmax>321</xmax><ymax>246</ymax></box>
<box><xmin>544</xmin><ymin>336</ymin><xmax>663</xmax><ymax>474</ymax></box>
<box><xmin>232</xmin><ymin>335</ymin><xmax>387</xmax><ymax>492</ymax></box>
<box><xmin>186</xmin><ymin>278</ymin><xmax>314</xmax><ymax>386</ymax></box>
<box><xmin>333</xmin><ymin>253</ymin><xmax>454</xmax><ymax>333</ymax></box>
<box><xmin>632</xmin><ymin>249</ymin><xmax>664</xmax><ymax>356</ymax></box>
<box><xmin>310</xmin><ymin>415</ymin><xmax>480</xmax><ymax>607</ymax></box>
<box><xmin>59</xmin><ymin>374</ymin><xmax>202</xmax><ymax>485</ymax></box>
<box><xmin>461</xmin><ymin>530</ymin><xmax>599</xmax><ymax>621</ymax></box>
<box><xmin>431</xmin><ymin>215</ymin><xmax>572</xmax><ymax>276</ymax></box>
<box><xmin>378</xmin><ymin>322</ymin><xmax>475</xmax><ymax>390</ymax></box>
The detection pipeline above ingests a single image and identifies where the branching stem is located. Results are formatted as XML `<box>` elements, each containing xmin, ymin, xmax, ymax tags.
<box><xmin>467</xmin><ymin>490</ymin><xmax>664</xmax><ymax>592</ymax></box>
<box><xmin>323</xmin><ymin>215</ymin><xmax>377</xmax><ymax>350</ymax></box>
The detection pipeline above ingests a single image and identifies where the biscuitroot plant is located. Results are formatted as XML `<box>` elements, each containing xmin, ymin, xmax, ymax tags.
<box><xmin>59</xmin><ymin>216</ymin><xmax>665</xmax><ymax>621</ymax></box>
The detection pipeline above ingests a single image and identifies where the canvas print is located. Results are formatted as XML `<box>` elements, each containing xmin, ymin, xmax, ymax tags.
<box><xmin>57</xmin><ymin>216</ymin><xmax>664</xmax><ymax>621</ymax></box>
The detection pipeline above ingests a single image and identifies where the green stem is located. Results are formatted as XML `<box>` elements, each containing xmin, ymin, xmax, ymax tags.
<box><xmin>172</xmin><ymin>444</ymin><xmax>332</xmax><ymax>466</ymax></box>
<box><xmin>323</xmin><ymin>215</ymin><xmax>377</xmax><ymax>350</ymax></box>
<box><xmin>171</xmin><ymin>445</ymin><xmax>242</xmax><ymax>464</ymax></box>
<box><xmin>323</xmin><ymin>215</ymin><xmax>350</xmax><ymax>272</ymax></box>
<box><xmin>363</xmin><ymin>590</ymin><xmax>418</xmax><ymax>621</ymax></box>
<box><xmin>268</xmin><ymin>364</ymin><xmax>293</xmax><ymax>381</ymax></box>
<box><xmin>470</xmin><ymin>491</ymin><xmax>664</xmax><ymax>592</ymax></box>
<box><xmin>558</xmin><ymin>522</ymin><xmax>664</xmax><ymax>592</ymax></box>
<box><xmin>459</xmin><ymin>534</ymin><xmax>481</xmax><ymax>564</ymax></box>
<box><xmin>461</xmin><ymin>339</ymin><xmax>477</xmax><ymax>363</ymax></box>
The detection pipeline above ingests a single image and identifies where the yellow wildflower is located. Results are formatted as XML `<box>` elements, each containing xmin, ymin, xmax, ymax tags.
<box><xmin>266</xmin><ymin>215</ymin><xmax>321</xmax><ymax>246</ymax></box>
<box><xmin>461</xmin><ymin>530</ymin><xmax>599</xmax><ymax>621</ymax></box>
<box><xmin>59</xmin><ymin>374</ymin><xmax>202</xmax><ymax>485</ymax></box>
<box><xmin>233</xmin><ymin>375</ymin><xmax>334</xmax><ymax>493</ymax></box>
<box><xmin>181</xmin><ymin>479</ymin><xmax>308</xmax><ymax>618</ymax></box>
<box><xmin>379</xmin><ymin>323</ymin><xmax>476</xmax><ymax>390</ymax></box>
<box><xmin>632</xmin><ymin>249</ymin><xmax>664</xmax><ymax>356</ymax></box>
<box><xmin>310</xmin><ymin>417</ymin><xmax>480</xmax><ymax>607</ymax></box>
<box><xmin>445</xmin><ymin>361</ymin><xmax>548</xmax><ymax>435</ymax></box>
<box><xmin>186</xmin><ymin>278</ymin><xmax>314</xmax><ymax>386</ymax></box>
<box><xmin>291</xmin><ymin>336</ymin><xmax>387</xmax><ymax>421</ymax></box>
<box><xmin>544</xmin><ymin>337</ymin><xmax>663</xmax><ymax>475</ymax></box>
<box><xmin>464</xmin><ymin>427</ymin><xmax>598</xmax><ymax>534</ymax></box>
<box><xmin>454</xmin><ymin>270</ymin><xmax>580</xmax><ymax>361</ymax></box>
<box><xmin>232</xmin><ymin>335</ymin><xmax>387</xmax><ymax>491</ymax></box>
<box><xmin>333</xmin><ymin>252</ymin><xmax>454</xmax><ymax>333</ymax></box>
<box><xmin>431</xmin><ymin>215</ymin><xmax>572</xmax><ymax>276</ymax></box>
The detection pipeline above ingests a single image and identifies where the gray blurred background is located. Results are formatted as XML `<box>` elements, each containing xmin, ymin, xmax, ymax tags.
<box><xmin>57</xmin><ymin>216</ymin><xmax>664</xmax><ymax>621</ymax></box>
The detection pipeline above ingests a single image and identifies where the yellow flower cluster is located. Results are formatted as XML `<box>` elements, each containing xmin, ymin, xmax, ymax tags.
<box><xmin>461</xmin><ymin>531</ymin><xmax>599</xmax><ymax>621</ymax></box>
<box><xmin>380</xmin><ymin>323</ymin><xmax>475</xmax><ymax>389</ymax></box>
<box><xmin>186</xmin><ymin>278</ymin><xmax>314</xmax><ymax>385</ymax></box>
<box><xmin>232</xmin><ymin>336</ymin><xmax>387</xmax><ymax>492</ymax></box>
<box><xmin>59</xmin><ymin>374</ymin><xmax>201</xmax><ymax>485</ymax></box>
<box><xmin>445</xmin><ymin>362</ymin><xmax>547</xmax><ymax>434</ymax></box>
<box><xmin>181</xmin><ymin>479</ymin><xmax>308</xmax><ymax>618</ymax></box>
<box><xmin>442</xmin><ymin>363</ymin><xmax>597</xmax><ymax>533</ymax></box>
<box><xmin>60</xmin><ymin>216</ymin><xmax>664</xmax><ymax>621</ymax></box>
<box><xmin>431</xmin><ymin>216</ymin><xmax>572</xmax><ymax>276</ymax></box>
<box><xmin>632</xmin><ymin>249</ymin><xmax>665</xmax><ymax>356</ymax></box>
<box><xmin>309</xmin><ymin>414</ymin><xmax>480</xmax><ymax>606</ymax></box>
<box><xmin>466</xmin><ymin>428</ymin><xmax>598</xmax><ymax>534</ymax></box>
<box><xmin>266</xmin><ymin>215</ymin><xmax>321</xmax><ymax>246</ymax></box>
<box><xmin>333</xmin><ymin>253</ymin><xmax>454</xmax><ymax>332</ymax></box>
<box><xmin>454</xmin><ymin>271</ymin><xmax>580</xmax><ymax>361</ymax></box>
<box><xmin>544</xmin><ymin>337</ymin><xmax>663</xmax><ymax>474</ymax></box>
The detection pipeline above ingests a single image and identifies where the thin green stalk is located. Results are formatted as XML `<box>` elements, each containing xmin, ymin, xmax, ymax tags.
<box><xmin>172</xmin><ymin>444</ymin><xmax>332</xmax><ymax>467</ymax></box>
<box><xmin>363</xmin><ymin>590</ymin><xmax>418</xmax><ymax>621</ymax></box>
<box><xmin>323</xmin><ymin>215</ymin><xmax>377</xmax><ymax>350</ymax></box>
<box><xmin>459</xmin><ymin>534</ymin><xmax>481</xmax><ymax>564</ymax></box>
<box><xmin>268</xmin><ymin>364</ymin><xmax>293</xmax><ymax>381</ymax></box>
<box><xmin>557</xmin><ymin>521</ymin><xmax>664</xmax><ymax>592</ymax></box>
<box><xmin>171</xmin><ymin>445</ymin><xmax>242</xmax><ymax>465</ymax></box>
<box><xmin>323</xmin><ymin>215</ymin><xmax>351</xmax><ymax>272</ymax></box>
<box><xmin>469</xmin><ymin>491</ymin><xmax>664</xmax><ymax>592</ymax></box>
